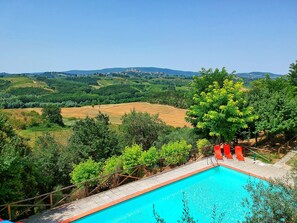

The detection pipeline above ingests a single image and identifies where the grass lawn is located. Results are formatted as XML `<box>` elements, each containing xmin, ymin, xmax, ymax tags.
<box><xmin>19</xmin><ymin>125</ymin><xmax>72</xmax><ymax>147</ymax></box>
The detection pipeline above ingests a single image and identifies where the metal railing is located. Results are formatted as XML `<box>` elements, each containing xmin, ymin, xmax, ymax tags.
<box><xmin>246</xmin><ymin>147</ymin><xmax>272</xmax><ymax>162</ymax></box>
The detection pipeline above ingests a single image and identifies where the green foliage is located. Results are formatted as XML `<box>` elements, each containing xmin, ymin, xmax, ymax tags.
<box><xmin>146</xmin><ymin>90</ymin><xmax>191</xmax><ymax>109</ymax></box>
<box><xmin>70</xmin><ymin>158</ymin><xmax>102</xmax><ymax>186</ymax></box>
<box><xmin>121</xmin><ymin>144</ymin><xmax>143</xmax><ymax>174</ymax></box>
<box><xmin>187</xmin><ymin>78</ymin><xmax>257</xmax><ymax>142</ymax></box>
<box><xmin>42</xmin><ymin>104</ymin><xmax>64</xmax><ymax>126</ymax></box>
<box><xmin>102</xmin><ymin>156</ymin><xmax>123</xmax><ymax>175</ymax></box>
<box><xmin>192</xmin><ymin>67</ymin><xmax>235</xmax><ymax>96</ymax></box>
<box><xmin>120</xmin><ymin>110</ymin><xmax>166</xmax><ymax>150</ymax></box>
<box><xmin>0</xmin><ymin>79</ymin><xmax>11</xmax><ymax>91</ymax></box>
<box><xmin>160</xmin><ymin>140</ymin><xmax>192</xmax><ymax>166</ymax></box>
<box><xmin>8</xmin><ymin>87</ymin><xmax>51</xmax><ymax>96</ymax></box>
<box><xmin>197</xmin><ymin>138</ymin><xmax>212</xmax><ymax>156</ymax></box>
<box><xmin>155</xmin><ymin>127</ymin><xmax>199</xmax><ymax>150</ymax></box>
<box><xmin>68</xmin><ymin>113</ymin><xmax>119</xmax><ymax>163</ymax></box>
<box><xmin>288</xmin><ymin>60</ymin><xmax>297</xmax><ymax>88</ymax></box>
<box><xmin>0</xmin><ymin>113</ymin><xmax>37</xmax><ymax>204</ymax></box>
<box><xmin>248</xmin><ymin>76</ymin><xmax>297</xmax><ymax>138</ymax></box>
<box><xmin>140</xmin><ymin>146</ymin><xmax>159</xmax><ymax>168</ymax></box>
<box><xmin>153</xmin><ymin>193</ymin><xmax>224</xmax><ymax>223</ymax></box>
<box><xmin>32</xmin><ymin>133</ymin><xmax>70</xmax><ymax>192</ymax></box>
<box><xmin>0</xmin><ymin>74</ymin><xmax>191</xmax><ymax>108</ymax></box>
<box><xmin>242</xmin><ymin>178</ymin><xmax>297</xmax><ymax>223</ymax></box>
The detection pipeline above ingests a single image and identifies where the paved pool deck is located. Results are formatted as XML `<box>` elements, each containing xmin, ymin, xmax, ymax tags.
<box><xmin>24</xmin><ymin>156</ymin><xmax>289</xmax><ymax>223</ymax></box>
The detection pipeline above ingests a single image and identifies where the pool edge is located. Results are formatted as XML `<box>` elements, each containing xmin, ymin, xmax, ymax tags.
<box><xmin>60</xmin><ymin>162</ymin><xmax>267</xmax><ymax>223</ymax></box>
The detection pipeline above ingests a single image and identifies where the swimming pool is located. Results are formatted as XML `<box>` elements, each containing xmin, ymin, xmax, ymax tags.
<box><xmin>73</xmin><ymin>166</ymin><xmax>263</xmax><ymax>223</ymax></box>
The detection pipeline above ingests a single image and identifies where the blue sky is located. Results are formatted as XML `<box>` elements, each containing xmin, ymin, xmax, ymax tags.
<box><xmin>0</xmin><ymin>0</ymin><xmax>296</xmax><ymax>74</ymax></box>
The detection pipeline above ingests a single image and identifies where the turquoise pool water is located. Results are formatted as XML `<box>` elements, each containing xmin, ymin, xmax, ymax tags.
<box><xmin>74</xmin><ymin>166</ymin><xmax>262</xmax><ymax>223</ymax></box>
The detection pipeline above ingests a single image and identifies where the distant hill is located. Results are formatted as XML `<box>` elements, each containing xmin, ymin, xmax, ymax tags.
<box><xmin>63</xmin><ymin>67</ymin><xmax>282</xmax><ymax>79</ymax></box>
<box><xmin>236</xmin><ymin>72</ymin><xmax>282</xmax><ymax>79</ymax></box>
<box><xmin>63</xmin><ymin>67</ymin><xmax>199</xmax><ymax>76</ymax></box>
<box><xmin>1</xmin><ymin>67</ymin><xmax>283</xmax><ymax>79</ymax></box>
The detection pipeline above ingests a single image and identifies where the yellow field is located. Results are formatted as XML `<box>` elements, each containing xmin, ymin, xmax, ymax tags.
<box><xmin>6</xmin><ymin>102</ymin><xmax>190</xmax><ymax>127</ymax></box>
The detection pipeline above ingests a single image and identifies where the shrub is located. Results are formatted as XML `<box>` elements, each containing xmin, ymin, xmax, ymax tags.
<box><xmin>103</xmin><ymin>156</ymin><xmax>123</xmax><ymax>176</ymax></box>
<box><xmin>197</xmin><ymin>138</ymin><xmax>212</xmax><ymax>156</ymax></box>
<box><xmin>154</xmin><ymin>127</ymin><xmax>199</xmax><ymax>150</ymax></box>
<box><xmin>140</xmin><ymin>146</ymin><xmax>159</xmax><ymax>168</ymax></box>
<box><xmin>160</xmin><ymin>140</ymin><xmax>192</xmax><ymax>166</ymax></box>
<box><xmin>70</xmin><ymin>159</ymin><xmax>102</xmax><ymax>186</ymax></box>
<box><xmin>121</xmin><ymin>144</ymin><xmax>143</xmax><ymax>174</ymax></box>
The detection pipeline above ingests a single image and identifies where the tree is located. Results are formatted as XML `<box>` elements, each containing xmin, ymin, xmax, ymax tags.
<box><xmin>192</xmin><ymin>67</ymin><xmax>235</xmax><ymax>96</ymax></box>
<box><xmin>42</xmin><ymin>104</ymin><xmax>64</xmax><ymax>126</ymax></box>
<box><xmin>154</xmin><ymin>127</ymin><xmax>199</xmax><ymax>150</ymax></box>
<box><xmin>187</xmin><ymin>79</ymin><xmax>257</xmax><ymax>143</ymax></box>
<box><xmin>32</xmin><ymin>134</ymin><xmax>70</xmax><ymax>193</ymax></box>
<box><xmin>0</xmin><ymin>113</ymin><xmax>37</xmax><ymax>204</ymax></box>
<box><xmin>242</xmin><ymin>177</ymin><xmax>297</xmax><ymax>223</ymax></box>
<box><xmin>288</xmin><ymin>60</ymin><xmax>297</xmax><ymax>88</ymax></box>
<box><xmin>248</xmin><ymin>76</ymin><xmax>297</xmax><ymax>139</ymax></box>
<box><xmin>153</xmin><ymin>193</ymin><xmax>225</xmax><ymax>223</ymax></box>
<box><xmin>120</xmin><ymin>110</ymin><xmax>166</xmax><ymax>150</ymax></box>
<box><xmin>68</xmin><ymin>113</ymin><xmax>119</xmax><ymax>163</ymax></box>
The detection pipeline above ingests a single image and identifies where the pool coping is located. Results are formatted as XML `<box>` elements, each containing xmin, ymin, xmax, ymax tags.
<box><xmin>60</xmin><ymin>162</ymin><xmax>267</xmax><ymax>223</ymax></box>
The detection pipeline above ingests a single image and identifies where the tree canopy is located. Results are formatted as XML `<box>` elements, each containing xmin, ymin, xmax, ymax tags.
<box><xmin>187</xmin><ymin>78</ymin><xmax>257</xmax><ymax>143</ymax></box>
<box><xmin>67</xmin><ymin>113</ymin><xmax>120</xmax><ymax>163</ymax></box>
<box><xmin>42</xmin><ymin>104</ymin><xmax>64</xmax><ymax>126</ymax></box>
<box><xmin>0</xmin><ymin>113</ymin><xmax>37</xmax><ymax>204</ymax></box>
<box><xmin>248</xmin><ymin>76</ymin><xmax>297</xmax><ymax>139</ymax></box>
<box><xmin>119</xmin><ymin>110</ymin><xmax>166</xmax><ymax>150</ymax></box>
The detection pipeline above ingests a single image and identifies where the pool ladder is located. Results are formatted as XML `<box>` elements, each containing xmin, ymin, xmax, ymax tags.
<box><xmin>207</xmin><ymin>156</ymin><xmax>218</xmax><ymax>166</ymax></box>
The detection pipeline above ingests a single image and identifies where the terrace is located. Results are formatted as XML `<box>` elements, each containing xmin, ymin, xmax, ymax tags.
<box><xmin>23</xmin><ymin>156</ymin><xmax>289</xmax><ymax>223</ymax></box>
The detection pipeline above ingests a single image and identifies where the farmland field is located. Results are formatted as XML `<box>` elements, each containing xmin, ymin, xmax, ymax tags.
<box><xmin>5</xmin><ymin>102</ymin><xmax>190</xmax><ymax>128</ymax></box>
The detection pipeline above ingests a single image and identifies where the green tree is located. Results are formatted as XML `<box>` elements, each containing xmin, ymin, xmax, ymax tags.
<box><xmin>288</xmin><ymin>60</ymin><xmax>297</xmax><ymax>89</ymax></box>
<box><xmin>154</xmin><ymin>127</ymin><xmax>199</xmax><ymax>150</ymax></box>
<box><xmin>70</xmin><ymin>158</ymin><xmax>102</xmax><ymax>186</ymax></box>
<box><xmin>248</xmin><ymin>76</ymin><xmax>297</xmax><ymax>139</ymax></box>
<box><xmin>0</xmin><ymin>113</ymin><xmax>37</xmax><ymax>204</ymax></box>
<box><xmin>153</xmin><ymin>193</ymin><xmax>225</xmax><ymax>223</ymax></box>
<box><xmin>32</xmin><ymin>134</ymin><xmax>70</xmax><ymax>193</ymax></box>
<box><xmin>242</xmin><ymin>177</ymin><xmax>297</xmax><ymax>223</ymax></box>
<box><xmin>68</xmin><ymin>113</ymin><xmax>119</xmax><ymax>163</ymax></box>
<box><xmin>187</xmin><ymin>79</ymin><xmax>257</xmax><ymax>143</ymax></box>
<box><xmin>192</xmin><ymin>67</ymin><xmax>235</xmax><ymax>96</ymax></box>
<box><xmin>120</xmin><ymin>110</ymin><xmax>166</xmax><ymax>150</ymax></box>
<box><xmin>42</xmin><ymin>104</ymin><xmax>64</xmax><ymax>126</ymax></box>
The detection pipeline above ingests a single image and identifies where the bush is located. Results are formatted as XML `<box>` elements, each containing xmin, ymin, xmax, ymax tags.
<box><xmin>154</xmin><ymin>127</ymin><xmax>199</xmax><ymax>149</ymax></box>
<box><xmin>119</xmin><ymin>110</ymin><xmax>166</xmax><ymax>150</ymax></box>
<box><xmin>197</xmin><ymin>138</ymin><xmax>212</xmax><ymax>156</ymax></box>
<box><xmin>140</xmin><ymin>146</ymin><xmax>159</xmax><ymax>168</ymax></box>
<box><xmin>70</xmin><ymin>159</ymin><xmax>102</xmax><ymax>186</ymax></box>
<box><xmin>160</xmin><ymin>140</ymin><xmax>192</xmax><ymax>166</ymax></box>
<box><xmin>121</xmin><ymin>144</ymin><xmax>143</xmax><ymax>174</ymax></box>
<box><xmin>103</xmin><ymin>156</ymin><xmax>123</xmax><ymax>176</ymax></box>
